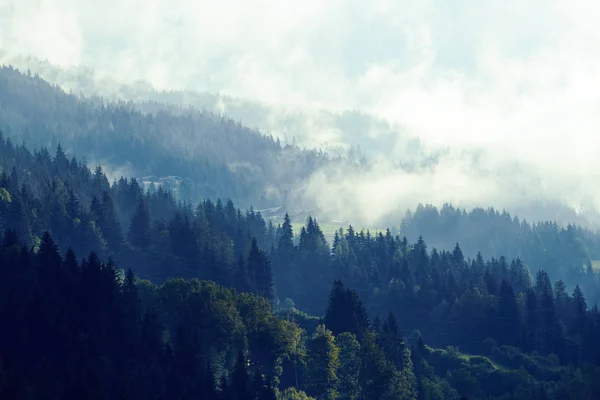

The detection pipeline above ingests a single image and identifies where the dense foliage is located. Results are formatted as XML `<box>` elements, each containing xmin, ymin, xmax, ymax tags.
<box><xmin>0</xmin><ymin>65</ymin><xmax>336</xmax><ymax>208</ymax></box>
<box><xmin>2</xmin><ymin>231</ymin><xmax>600</xmax><ymax>399</ymax></box>
<box><xmin>2</xmin><ymin>135</ymin><xmax>600</xmax><ymax>398</ymax></box>
<box><xmin>0</xmin><ymin>231</ymin><xmax>292</xmax><ymax>398</ymax></box>
<box><xmin>400</xmin><ymin>204</ymin><xmax>600</xmax><ymax>302</ymax></box>
<box><xmin>3</xmin><ymin>67</ymin><xmax>600</xmax><ymax>398</ymax></box>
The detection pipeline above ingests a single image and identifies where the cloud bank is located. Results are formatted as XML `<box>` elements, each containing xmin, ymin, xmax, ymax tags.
<box><xmin>2</xmin><ymin>0</ymin><xmax>600</xmax><ymax>226</ymax></box>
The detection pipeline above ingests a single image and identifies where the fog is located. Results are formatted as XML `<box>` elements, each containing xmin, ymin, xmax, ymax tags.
<box><xmin>2</xmin><ymin>0</ymin><xmax>600</xmax><ymax>227</ymax></box>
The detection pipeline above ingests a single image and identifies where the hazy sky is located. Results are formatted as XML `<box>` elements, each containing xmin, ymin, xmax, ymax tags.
<box><xmin>2</xmin><ymin>0</ymin><xmax>600</xmax><ymax>224</ymax></box>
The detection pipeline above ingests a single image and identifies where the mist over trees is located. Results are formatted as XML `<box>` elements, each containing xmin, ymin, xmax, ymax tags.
<box><xmin>3</xmin><ymin>62</ymin><xmax>600</xmax><ymax>230</ymax></box>
<box><xmin>1</xmin><ymin>130</ymin><xmax>600</xmax><ymax>397</ymax></box>
<box><xmin>0</xmin><ymin>65</ymin><xmax>341</xmax><ymax>210</ymax></box>
<box><xmin>0</xmin><ymin>53</ymin><xmax>425</xmax><ymax>159</ymax></box>
<box><xmin>400</xmin><ymin>204</ymin><xmax>600</xmax><ymax>299</ymax></box>
<box><xmin>3</xmin><ymin>64</ymin><xmax>600</xmax><ymax>398</ymax></box>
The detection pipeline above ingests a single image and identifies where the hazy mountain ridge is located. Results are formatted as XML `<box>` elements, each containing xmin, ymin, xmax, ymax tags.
<box><xmin>5</xmin><ymin>2</ymin><xmax>600</xmax><ymax>397</ymax></box>
<box><xmin>3</xmin><ymin>55</ymin><xmax>600</xmax><ymax>231</ymax></box>
<box><xmin>0</xmin><ymin>53</ymin><xmax>426</xmax><ymax>159</ymax></box>
<box><xmin>0</xmin><ymin>63</ymin><xmax>347</xmax><ymax>211</ymax></box>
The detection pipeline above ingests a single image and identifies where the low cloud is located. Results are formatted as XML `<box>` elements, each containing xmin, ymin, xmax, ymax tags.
<box><xmin>3</xmin><ymin>0</ymin><xmax>600</xmax><ymax>227</ymax></box>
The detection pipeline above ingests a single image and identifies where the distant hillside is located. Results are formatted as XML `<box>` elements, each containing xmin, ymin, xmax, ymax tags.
<box><xmin>0</xmin><ymin>65</ymin><xmax>339</xmax><ymax>209</ymax></box>
<box><xmin>0</xmin><ymin>53</ymin><xmax>426</xmax><ymax>160</ymax></box>
<box><xmin>5</xmin><ymin>55</ymin><xmax>600</xmax><ymax>232</ymax></box>
<box><xmin>399</xmin><ymin>203</ymin><xmax>600</xmax><ymax>295</ymax></box>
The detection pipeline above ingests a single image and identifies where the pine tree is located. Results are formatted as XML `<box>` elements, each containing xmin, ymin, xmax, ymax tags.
<box><xmin>93</xmin><ymin>165</ymin><xmax>110</xmax><ymax>193</ymax></box>
<box><xmin>120</xmin><ymin>268</ymin><xmax>141</xmax><ymax>357</ymax></box>
<box><xmin>509</xmin><ymin>258</ymin><xmax>533</xmax><ymax>293</ymax></box>
<box><xmin>277</xmin><ymin>213</ymin><xmax>294</xmax><ymax>261</ymax></box>
<box><xmin>54</xmin><ymin>143</ymin><xmax>69</xmax><ymax>174</ymax></box>
<box><xmin>336</xmin><ymin>332</ymin><xmax>361</xmax><ymax>400</ymax></box>
<box><xmin>358</xmin><ymin>331</ymin><xmax>394</xmax><ymax>400</ymax></box>
<box><xmin>128</xmin><ymin>198</ymin><xmax>151</xmax><ymax>250</ymax></box>
<box><xmin>62</xmin><ymin>247</ymin><xmax>79</xmax><ymax>283</ymax></box>
<box><xmin>100</xmin><ymin>191</ymin><xmax>123</xmax><ymax>251</ymax></box>
<box><xmin>570</xmin><ymin>284</ymin><xmax>589</xmax><ymax>358</ymax></box>
<box><xmin>66</xmin><ymin>189</ymin><xmax>80</xmax><ymax>219</ymax></box>
<box><xmin>247</xmin><ymin>238</ymin><xmax>274</xmax><ymax>300</ymax></box>
<box><xmin>235</xmin><ymin>255</ymin><xmax>253</xmax><ymax>294</ymax></box>
<box><xmin>553</xmin><ymin>280</ymin><xmax>571</xmax><ymax>323</ymax></box>
<box><xmin>497</xmin><ymin>280</ymin><xmax>521</xmax><ymax>347</ymax></box>
<box><xmin>524</xmin><ymin>289</ymin><xmax>538</xmax><ymax>353</ymax></box>
<box><xmin>379</xmin><ymin>311</ymin><xmax>407</xmax><ymax>370</ymax></box>
<box><xmin>535</xmin><ymin>270</ymin><xmax>561</xmax><ymax>355</ymax></box>
<box><xmin>452</xmin><ymin>243</ymin><xmax>464</xmax><ymax>266</ymax></box>
<box><xmin>324</xmin><ymin>281</ymin><xmax>369</xmax><ymax>341</ymax></box>
<box><xmin>90</xmin><ymin>195</ymin><xmax>102</xmax><ymax>222</ymax></box>
<box><xmin>274</xmin><ymin>213</ymin><xmax>296</xmax><ymax>299</ymax></box>
<box><xmin>306</xmin><ymin>325</ymin><xmax>340</xmax><ymax>400</ymax></box>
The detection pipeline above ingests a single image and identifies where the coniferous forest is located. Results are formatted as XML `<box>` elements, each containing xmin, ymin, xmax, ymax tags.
<box><xmin>2</xmin><ymin>67</ymin><xmax>600</xmax><ymax>399</ymax></box>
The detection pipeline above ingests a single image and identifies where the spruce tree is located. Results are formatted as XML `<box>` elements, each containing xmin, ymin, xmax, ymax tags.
<box><xmin>497</xmin><ymin>280</ymin><xmax>522</xmax><ymax>347</ymax></box>
<box><xmin>306</xmin><ymin>325</ymin><xmax>340</xmax><ymax>400</ymax></box>
<box><xmin>128</xmin><ymin>198</ymin><xmax>151</xmax><ymax>250</ymax></box>
<box><xmin>247</xmin><ymin>238</ymin><xmax>274</xmax><ymax>300</ymax></box>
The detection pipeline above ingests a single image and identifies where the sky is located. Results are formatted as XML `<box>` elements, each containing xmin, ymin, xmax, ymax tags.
<box><xmin>2</xmin><ymin>0</ymin><xmax>600</xmax><ymax>225</ymax></box>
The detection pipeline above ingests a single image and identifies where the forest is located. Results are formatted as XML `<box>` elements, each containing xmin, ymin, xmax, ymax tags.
<box><xmin>1</xmin><ymin>129</ymin><xmax>600</xmax><ymax>399</ymax></box>
<box><xmin>2</xmin><ymin>65</ymin><xmax>600</xmax><ymax>398</ymax></box>
<box><xmin>0</xmin><ymin>53</ymin><xmax>425</xmax><ymax>161</ymax></box>
<box><xmin>0</xmin><ymin>65</ymin><xmax>339</xmax><ymax>209</ymax></box>
<box><xmin>400</xmin><ymin>204</ymin><xmax>600</xmax><ymax>304</ymax></box>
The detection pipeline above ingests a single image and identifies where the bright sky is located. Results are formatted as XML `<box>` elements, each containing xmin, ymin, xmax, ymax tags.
<box><xmin>2</xmin><ymin>0</ymin><xmax>600</xmax><ymax>223</ymax></box>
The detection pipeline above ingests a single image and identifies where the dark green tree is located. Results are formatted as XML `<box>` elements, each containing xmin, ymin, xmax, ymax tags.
<box><xmin>128</xmin><ymin>198</ymin><xmax>151</xmax><ymax>250</ymax></box>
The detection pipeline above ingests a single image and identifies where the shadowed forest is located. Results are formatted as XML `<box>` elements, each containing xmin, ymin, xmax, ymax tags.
<box><xmin>1</xmin><ymin>66</ymin><xmax>600</xmax><ymax>399</ymax></box>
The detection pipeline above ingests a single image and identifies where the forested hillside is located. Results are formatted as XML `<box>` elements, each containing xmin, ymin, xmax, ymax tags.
<box><xmin>0</xmin><ymin>65</ymin><xmax>337</xmax><ymax>208</ymax></box>
<box><xmin>2</xmin><ymin>230</ymin><xmax>600</xmax><ymax>399</ymax></box>
<box><xmin>0</xmin><ymin>54</ymin><xmax>424</xmax><ymax>160</ymax></box>
<box><xmin>2</xmin><ymin>135</ymin><xmax>600</xmax><ymax>398</ymax></box>
<box><xmin>399</xmin><ymin>204</ymin><xmax>600</xmax><ymax>298</ymax></box>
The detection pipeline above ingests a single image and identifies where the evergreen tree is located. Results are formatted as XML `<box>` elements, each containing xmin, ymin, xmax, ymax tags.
<box><xmin>570</xmin><ymin>284</ymin><xmax>590</xmax><ymax>363</ymax></box>
<box><xmin>100</xmin><ymin>191</ymin><xmax>123</xmax><ymax>251</ymax></box>
<box><xmin>553</xmin><ymin>280</ymin><xmax>571</xmax><ymax>324</ymax></box>
<box><xmin>336</xmin><ymin>332</ymin><xmax>361</xmax><ymax>400</ymax></box>
<box><xmin>497</xmin><ymin>280</ymin><xmax>522</xmax><ymax>347</ymax></box>
<box><xmin>524</xmin><ymin>289</ymin><xmax>538</xmax><ymax>353</ymax></box>
<box><xmin>235</xmin><ymin>255</ymin><xmax>253</xmax><ymax>294</ymax></box>
<box><xmin>306</xmin><ymin>325</ymin><xmax>340</xmax><ymax>400</ymax></box>
<box><xmin>66</xmin><ymin>189</ymin><xmax>80</xmax><ymax>219</ymax></box>
<box><xmin>358</xmin><ymin>332</ymin><xmax>394</xmax><ymax>400</ymax></box>
<box><xmin>535</xmin><ymin>270</ymin><xmax>561</xmax><ymax>356</ymax></box>
<box><xmin>128</xmin><ymin>198</ymin><xmax>151</xmax><ymax>250</ymax></box>
<box><xmin>247</xmin><ymin>237</ymin><xmax>274</xmax><ymax>300</ymax></box>
<box><xmin>274</xmin><ymin>213</ymin><xmax>296</xmax><ymax>299</ymax></box>
<box><xmin>378</xmin><ymin>311</ymin><xmax>407</xmax><ymax>370</ymax></box>
<box><xmin>324</xmin><ymin>281</ymin><xmax>370</xmax><ymax>341</ymax></box>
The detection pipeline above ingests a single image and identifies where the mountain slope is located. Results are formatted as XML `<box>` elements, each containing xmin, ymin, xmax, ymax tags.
<box><xmin>1</xmin><ymin>131</ymin><xmax>600</xmax><ymax>398</ymax></box>
<box><xmin>0</xmin><ymin>65</ymin><xmax>335</xmax><ymax>209</ymax></box>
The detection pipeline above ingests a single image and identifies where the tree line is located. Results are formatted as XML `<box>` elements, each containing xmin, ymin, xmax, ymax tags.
<box><xmin>1</xmin><ymin>230</ymin><xmax>599</xmax><ymax>399</ymax></box>
<box><xmin>3</xmin><ymin>135</ymin><xmax>600</xmax><ymax>397</ymax></box>
<box><xmin>0</xmin><ymin>65</ymin><xmax>340</xmax><ymax>209</ymax></box>
<box><xmin>400</xmin><ymin>203</ymin><xmax>600</xmax><ymax>303</ymax></box>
